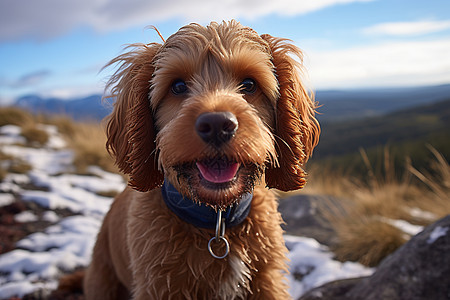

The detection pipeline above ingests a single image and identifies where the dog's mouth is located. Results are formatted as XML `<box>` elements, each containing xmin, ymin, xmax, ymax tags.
<box><xmin>173</xmin><ymin>156</ymin><xmax>262</xmax><ymax>208</ymax></box>
<box><xmin>196</xmin><ymin>157</ymin><xmax>240</xmax><ymax>184</ymax></box>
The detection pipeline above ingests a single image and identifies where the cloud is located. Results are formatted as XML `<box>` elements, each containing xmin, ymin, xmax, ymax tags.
<box><xmin>362</xmin><ymin>20</ymin><xmax>450</xmax><ymax>36</ymax></box>
<box><xmin>1</xmin><ymin>70</ymin><xmax>51</xmax><ymax>88</ymax></box>
<box><xmin>306</xmin><ymin>38</ymin><xmax>450</xmax><ymax>89</ymax></box>
<box><xmin>0</xmin><ymin>0</ymin><xmax>372</xmax><ymax>41</ymax></box>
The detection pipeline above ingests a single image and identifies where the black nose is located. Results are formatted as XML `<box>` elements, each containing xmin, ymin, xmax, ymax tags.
<box><xmin>195</xmin><ymin>112</ymin><xmax>238</xmax><ymax>146</ymax></box>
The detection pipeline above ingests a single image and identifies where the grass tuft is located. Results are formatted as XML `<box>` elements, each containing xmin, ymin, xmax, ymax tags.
<box><xmin>331</xmin><ymin>217</ymin><xmax>407</xmax><ymax>267</ymax></box>
<box><xmin>66</xmin><ymin>122</ymin><xmax>118</xmax><ymax>175</ymax></box>
<box><xmin>21</xmin><ymin>126</ymin><xmax>49</xmax><ymax>147</ymax></box>
<box><xmin>305</xmin><ymin>146</ymin><xmax>449</xmax><ymax>267</ymax></box>
<box><xmin>8</xmin><ymin>159</ymin><xmax>33</xmax><ymax>174</ymax></box>
<box><xmin>0</xmin><ymin>107</ymin><xmax>34</xmax><ymax>127</ymax></box>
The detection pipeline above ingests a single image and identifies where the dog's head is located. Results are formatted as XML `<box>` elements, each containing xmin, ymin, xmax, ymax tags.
<box><xmin>105</xmin><ymin>21</ymin><xmax>320</xmax><ymax>208</ymax></box>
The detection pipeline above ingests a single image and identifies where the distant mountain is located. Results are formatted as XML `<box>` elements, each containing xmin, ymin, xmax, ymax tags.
<box><xmin>12</xmin><ymin>84</ymin><xmax>450</xmax><ymax>123</ymax></box>
<box><xmin>14</xmin><ymin>94</ymin><xmax>111</xmax><ymax>121</ymax></box>
<box><xmin>316</xmin><ymin>84</ymin><xmax>450</xmax><ymax>122</ymax></box>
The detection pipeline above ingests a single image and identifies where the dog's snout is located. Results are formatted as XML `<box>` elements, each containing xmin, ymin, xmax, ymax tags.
<box><xmin>195</xmin><ymin>112</ymin><xmax>238</xmax><ymax>146</ymax></box>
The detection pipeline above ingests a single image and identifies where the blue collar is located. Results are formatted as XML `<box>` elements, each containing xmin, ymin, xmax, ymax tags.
<box><xmin>161</xmin><ymin>180</ymin><xmax>252</xmax><ymax>229</ymax></box>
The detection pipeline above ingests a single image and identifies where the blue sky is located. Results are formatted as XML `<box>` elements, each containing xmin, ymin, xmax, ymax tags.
<box><xmin>1</xmin><ymin>0</ymin><xmax>449</xmax><ymax>104</ymax></box>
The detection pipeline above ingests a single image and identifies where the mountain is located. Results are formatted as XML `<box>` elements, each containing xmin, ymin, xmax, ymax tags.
<box><xmin>14</xmin><ymin>94</ymin><xmax>111</xmax><ymax>121</ymax></box>
<box><xmin>11</xmin><ymin>84</ymin><xmax>450</xmax><ymax>123</ymax></box>
<box><xmin>315</xmin><ymin>84</ymin><xmax>450</xmax><ymax>122</ymax></box>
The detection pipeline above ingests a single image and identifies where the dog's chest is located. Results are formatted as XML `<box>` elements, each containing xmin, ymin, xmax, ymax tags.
<box><xmin>215</xmin><ymin>254</ymin><xmax>251</xmax><ymax>300</ymax></box>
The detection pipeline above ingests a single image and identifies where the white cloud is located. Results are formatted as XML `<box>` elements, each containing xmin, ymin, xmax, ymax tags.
<box><xmin>0</xmin><ymin>0</ymin><xmax>372</xmax><ymax>41</ymax></box>
<box><xmin>306</xmin><ymin>38</ymin><xmax>450</xmax><ymax>89</ymax></box>
<box><xmin>10</xmin><ymin>71</ymin><xmax>52</xmax><ymax>88</ymax></box>
<box><xmin>363</xmin><ymin>20</ymin><xmax>450</xmax><ymax>36</ymax></box>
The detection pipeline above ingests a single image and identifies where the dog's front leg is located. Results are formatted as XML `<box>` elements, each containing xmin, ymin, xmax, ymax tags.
<box><xmin>84</xmin><ymin>231</ymin><xmax>130</xmax><ymax>300</ymax></box>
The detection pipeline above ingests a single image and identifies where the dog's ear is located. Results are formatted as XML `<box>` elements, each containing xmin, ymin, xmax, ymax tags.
<box><xmin>261</xmin><ymin>35</ymin><xmax>320</xmax><ymax>192</ymax></box>
<box><xmin>104</xmin><ymin>43</ymin><xmax>164</xmax><ymax>192</ymax></box>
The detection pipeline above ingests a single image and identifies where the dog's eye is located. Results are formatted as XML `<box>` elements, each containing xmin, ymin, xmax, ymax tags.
<box><xmin>171</xmin><ymin>79</ymin><xmax>188</xmax><ymax>95</ymax></box>
<box><xmin>240</xmin><ymin>78</ymin><xmax>257</xmax><ymax>94</ymax></box>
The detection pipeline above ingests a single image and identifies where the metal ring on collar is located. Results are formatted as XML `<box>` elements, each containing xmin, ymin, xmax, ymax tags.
<box><xmin>208</xmin><ymin>236</ymin><xmax>230</xmax><ymax>259</ymax></box>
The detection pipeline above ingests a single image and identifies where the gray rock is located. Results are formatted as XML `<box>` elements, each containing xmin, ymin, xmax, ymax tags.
<box><xmin>300</xmin><ymin>215</ymin><xmax>450</xmax><ymax>300</ymax></box>
<box><xmin>299</xmin><ymin>277</ymin><xmax>365</xmax><ymax>300</ymax></box>
<box><xmin>279</xmin><ymin>194</ymin><xmax>345</xmax><ymax>247</ymax></box>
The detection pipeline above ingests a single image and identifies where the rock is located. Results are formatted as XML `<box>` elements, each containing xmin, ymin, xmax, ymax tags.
<box><xmin>300</xmin><ymin>215</ymin><xmax>450</xmax><ymax>300</ymax></box>
<box><xmin>279</xmin><ymin>194</ymin><xmax>344</xmax><ymax>247</ymax></box>
<box><xmin>298</xmin><ymin>277</ymin><xmax>365</xmax><ymax>300</ymax></box>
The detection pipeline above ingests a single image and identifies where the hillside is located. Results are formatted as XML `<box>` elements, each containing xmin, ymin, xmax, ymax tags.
<box><xmin>316</xmin><ymin>84</ymin><xmax>450</xmax><ymax>122</ymax></box>
<box><xmin>312</xmin><ymin>98</ymin><xmax>450</xmax><ymax>173</ymax></box>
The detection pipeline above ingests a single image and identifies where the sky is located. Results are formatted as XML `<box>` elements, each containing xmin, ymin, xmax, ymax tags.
<box><xmin>0</xmin><ymin>0</ymin><xmax>450</xmax><ymax>104</ymax></box>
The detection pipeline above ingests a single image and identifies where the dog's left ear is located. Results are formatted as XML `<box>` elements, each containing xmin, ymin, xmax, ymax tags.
<box><xmin>261</xmin><ymin>34</ymin><xmax>320</xmax><ymax>192</ymax></box>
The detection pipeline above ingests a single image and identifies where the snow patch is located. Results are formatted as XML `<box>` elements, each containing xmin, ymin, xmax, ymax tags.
<box><xmin>14</xmin><ymin>211</ymin><xmax>39</xmax><ymax>223</ymax></box>
<box><xmin>0</xmin><ymin>193</ymin><xmax>15</xmax><ymax>207</ymax></box>
<box><xmin>0</xmin><ymin>124</ymin><xmax>121</xmax><ymax>299</ymax></box>
<box><xmin>2</xmin><ymin>144</ymin><xmax>74</xmax><ymax>175</ymax></box>
<box><xmin>285</xmin><ymin>235</ymin><xmax>373</xmax><ymax>299</ymax></box>
<box><xmin>42</xmin><ymin>210</ymin><xmax>60</xmax><ymax>223</ymax></box>
<box><xmin>383</xmin><ymin>218</ymin><xmax>424</xmax><ymax>236</ymax></box>
<box><xmin>37</xmin><ymin>124</ymin><xmax>66</xmax><ymax>149</ymax></box>
<box><xmin>427</xmin><ymin>226</ymin><xmax>449</xmax><ymax>244</ymax></box>
<box><xmin>0</xmin><ymin>125</ymin><xmax>26</xmax><ymax>145</ymax></box>
<box><xmin>408</xmin><ymin>207</ymin><xmax>437</xmax><ymax>222</ymax></box>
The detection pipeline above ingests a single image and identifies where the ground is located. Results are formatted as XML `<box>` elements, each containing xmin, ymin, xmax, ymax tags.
<box><xmin>0</xmin><ymin>123</ymin><xmax>373</xmax><ymax>300</ymax></box>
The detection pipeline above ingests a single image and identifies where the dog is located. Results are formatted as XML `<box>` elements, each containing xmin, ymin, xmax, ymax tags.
<box><xmin>83</xmin><ymin>20</ymin><xmax>319</xmax><ymax>299</ymax></box>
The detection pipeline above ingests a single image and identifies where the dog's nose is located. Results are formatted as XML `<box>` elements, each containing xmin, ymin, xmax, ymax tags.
<box><xmin>195</xmin><ymin>112</ymin><xmax>238</xmax><ymax>146</ymax></box>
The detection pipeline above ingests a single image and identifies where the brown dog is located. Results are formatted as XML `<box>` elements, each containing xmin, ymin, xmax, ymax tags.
<box><xmin>83</xmin><ymin>20</ymin><xmax>319</xmax><ymax>299</ymax></box>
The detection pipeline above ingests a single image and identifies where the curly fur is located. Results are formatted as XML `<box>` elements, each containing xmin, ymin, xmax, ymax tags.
<box><xmin>83</xmin><ymin>20</ymin><xmax>320</xmax><ymax>299</ymax></box>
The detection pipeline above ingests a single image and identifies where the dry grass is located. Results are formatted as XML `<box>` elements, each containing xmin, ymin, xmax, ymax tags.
<box><xmin>21</xmin><ymin>126</ymin><xmax>49</xmax><ymax>147</ymax></box>
<box><xmin>62</xmin><ymin>121</ymin><xmax>118</xmax><ymax>175</ymax></box>
<box><xmin>44</xmin><ymin>115</ymin><xmax>78</xmax><ymax>137</ymax></box>
<box><xmin>304</xmin><ymin>146</ymin><xmax>450</xmax><ymax>267</ymax></box>
<box><xmin>0</xmin><ymin>107</ymin><xmax>34</xmax><ymax>127</ymax></box>
<box><xmin>40</xmin><ymin>115</ymin><xmax>118</xmax><ymax>174</ymax></box>
<box><xmin>8</xmin><ymin>159</ymin><xmax>33</xmax><ymax>174</ymax></box>
<box><xmin>0</xmin><ymin>107</ymin><xmax>118</xmax><ymax>176</ymax></box>
<box><xmin>0</xmin><ymin>149</ymin><xmax>33</xmax><ymax>176</ymax></box>
<box><xmin>331</xmin><ymin>217</ymin><xmax>407</xmax><ymax>267</ymax></box>
<box><xmin>407</xmin><ymin>146</ymin><xmax>450</xmax><ymax>218</ymax></box>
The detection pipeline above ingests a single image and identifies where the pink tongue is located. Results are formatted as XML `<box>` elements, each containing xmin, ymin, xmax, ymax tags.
<box><xmin>196</xmin><ymin>161</ymin><xmax>240</xmax><ymax>183</ymax></box>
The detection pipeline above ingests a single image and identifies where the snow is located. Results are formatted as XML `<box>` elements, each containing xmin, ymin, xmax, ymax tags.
<box><xmin>285</xmin><ymin>235</ymin><xmax>373</xmax><ymax>299</ymax></box>
<box><xmin>14</xmin><ymin>210</ymin><xmax>39</xmax><ymax>223</ymax></box>
<box><xmin>0</xmin><ymin>123</ymin><xmax>374</xmax><ymax>299</ymax></box>
<box><xmin>0</xmin><ymin>125</ymin><xmax>26</xmax><ymax>145</ymax></box>
<box><xmin>0</xmin><ymin>123</ymin><xmax>122</xmax><ymax>299</ymax></box>
<box><xmin>409</xmin><ymin>207</ymin><xmax>437</xmax><ymax>222</ymax></box>
<box><xmin>383</xmin><ymin>218</ymin><xmax>424</xmax><ymax>236</ymax></box>
<box><xmin>2</xmin><ymin>145</ymin><xmax>74</xmax><ymax>175</ymax></box>
<box><xmin>427</xmin><ymin>226</ymin><xmax>449</xmax><ymax>244</ymax></box>
<box><xmin>42</xmin><ymin>210</ymin><xmax>60</xmax><ymax>223</ymax></box>
<box><xmin>0</xmin><ymin>193</ymin><xmax>15</xmax><ymax>207</ymax></box>
<box><xmin>37</xmin><ymin>124</ymin><xmax>66</xmax><ymax>149</ymax></box>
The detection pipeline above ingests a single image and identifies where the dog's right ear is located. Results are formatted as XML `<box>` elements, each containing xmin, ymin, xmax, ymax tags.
<box><xmin>104</xmin><ymin>43</ymin><xmax>164</xmax><ymax>192</ymax></box>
